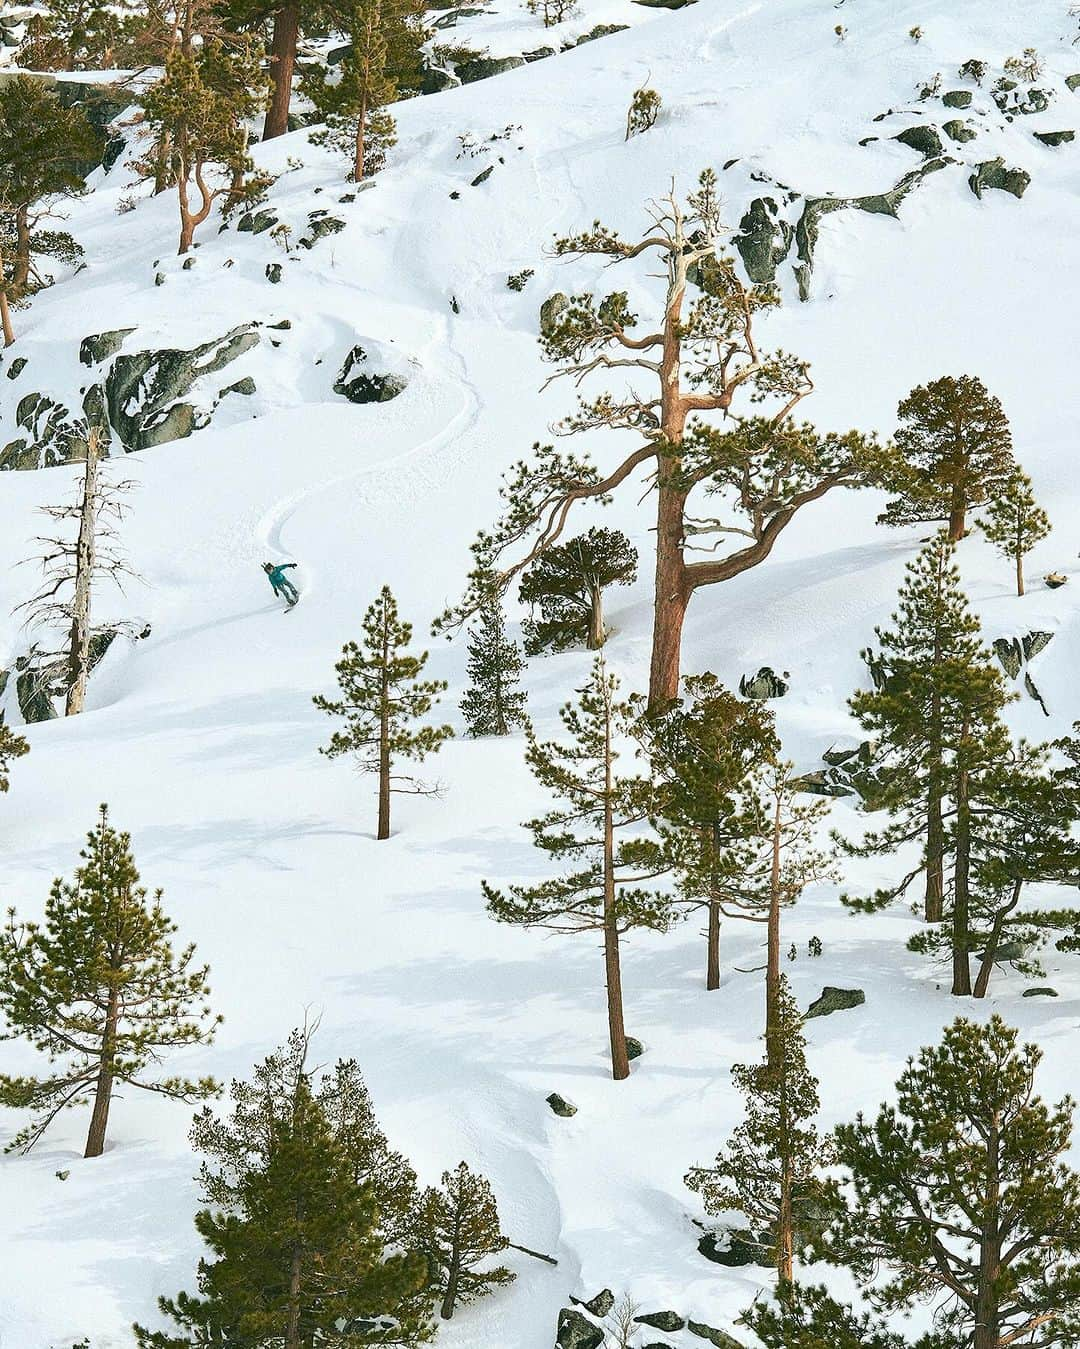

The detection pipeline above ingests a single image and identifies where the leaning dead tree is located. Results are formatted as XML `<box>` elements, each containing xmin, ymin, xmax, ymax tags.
<box><xmin>19</xmin><ymin>427</ymin><xmax>134</xmax><ymax>715</ymax></box>
<box><xmin>437</xmin><ymin>171</ymin><xmax>882</xmax><ymax>708</ymax></box>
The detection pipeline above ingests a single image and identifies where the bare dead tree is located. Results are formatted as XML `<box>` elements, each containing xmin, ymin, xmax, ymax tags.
<box><xmin>18</xmin><ymin>427</ymin><xmax>136</xmax><ymax>715</ymax></box>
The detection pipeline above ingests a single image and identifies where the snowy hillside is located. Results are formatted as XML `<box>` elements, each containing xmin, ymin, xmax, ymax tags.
<box><xmin>2</xmin><ymin>0</ymin><xmax>1080</xmax><ymax>1345</ymax></box>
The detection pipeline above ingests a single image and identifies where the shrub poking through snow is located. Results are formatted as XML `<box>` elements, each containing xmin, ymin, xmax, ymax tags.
<box><xmin>526</xmin><ymin>0</ymin><xmax>579</xmax><ymax>26</ymax></box>
<box><xmin>625</xmin><ymin>84</ymin><xmax>662</xmax><ymax>140</ymax></box>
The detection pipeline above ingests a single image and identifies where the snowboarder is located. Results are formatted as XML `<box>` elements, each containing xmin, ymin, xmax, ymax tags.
<box><xmin>263</xmin><ymin>561</ymin><xmax>300</xmax><ymax>607</ymax></box>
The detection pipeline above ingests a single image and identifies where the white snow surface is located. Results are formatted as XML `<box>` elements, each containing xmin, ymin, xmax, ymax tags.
<box><xmin>1</xmin><ymin>0</ymin><xmax>1080</xmax><ymax>1344</ymax></box>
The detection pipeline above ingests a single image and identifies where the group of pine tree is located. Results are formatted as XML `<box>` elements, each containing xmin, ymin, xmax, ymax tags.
<box><xmin>0</xmin><ymin>0</ymin><xmax>431</xmax><ymax>339</ymax></box>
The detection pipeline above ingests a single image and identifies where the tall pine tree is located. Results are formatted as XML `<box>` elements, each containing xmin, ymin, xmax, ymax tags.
<box><xmin>840</xmin><ymin>535</ymin><xmax>1013</xmax><ymax>991</ymax></box>
<box><xmin>459</xmin><ymin>599</ymin><xmax>527</xmax><ymax>737</ymax></box>
<box><xmin>978</xmin><ymin>470</ymin><xmax>1051</xmax><ymax>596</ymax></box>
<box><xmin>483</xmin><ymin>655</ymin><xmax>673</xmax><ymax>1080</ymax></box>
<box><xmin>878</xmin><ymin>375</ymin><xmax>1016</xmax><ymax>541</ymax></box>
<box><xmin>827</xmin><ymin>1016</ymin><xmax>1080</xmax><ymax>1349</ymax></box>
<box><xmin>414</xmin><ymin>1161</ymin><xmax>515</xmax><ymax>1319</ymax></box>
<box><xmin>632</xmin><ymin>673</ymin><xmax>778</xmax><ymax>990</ymax></box>
<box><xmin>315</xmin><ymin>586</ymin><xmax>453</xmax><ymax>840</ymax></box>
<box><xmin>136</xmin><ymin>1028</ymin><xmax>432</xmax><ymax>1349</ymax></box>
<box><xmin>686</xmin><ymin>977</ymin><xmax>828</xmax><ymax>1294</ymax></box>
<box><xmin>0</xmin><ymin>806</ymin><xmax>220</xmax><ymax>1157</ymax></box>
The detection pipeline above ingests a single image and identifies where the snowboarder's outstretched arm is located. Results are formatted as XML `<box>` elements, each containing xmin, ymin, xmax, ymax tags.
<box><xmin>280</xmin><ymin>562</ymin><xmax>297</xmax><ymax>571</ymax></box>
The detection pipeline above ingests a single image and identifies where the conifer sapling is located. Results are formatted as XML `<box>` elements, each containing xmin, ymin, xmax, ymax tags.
<box><xmin>415</xmin><ymin>1160</ymin><xmax>515</xmax><ymax>1319</ymax></box>
<box><xmin>459</xmin><ymin>598</ymin><xmax>528</xmax><ymax>737</ymax></box>
<box><xmin>0</xmin><ymin>805</ymin><xmax>220</xmax><ymax>1157</ymax></box>
<box><xmin>978</xmin><ymin>470</ymin><xmax>1051</xmax><ymax>596</ymax></box>
<box><xmin>315</xmin><ymin>585</ymin><xmax>453</xmax><ymax>839</ymax></box>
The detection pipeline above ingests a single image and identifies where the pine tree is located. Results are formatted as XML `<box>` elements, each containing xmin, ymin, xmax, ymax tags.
<box><xmin>459</xmin><ymin>600</ymin><xmax>527</xmax><ymax>737</ymax></box>
<box><xmin>314</xmin><ymin>586</ymin><xmax>453</xmax><ymax>840</ymax></box>
<box><xmin>979</xmin><ymin>470</ymin><xmax>1051</xmax><ymax>596</ymax></box>
<box><xmin>0</xmin><ymin>76</ymin><xmax>101</xmax><ymax>345</ymax></box>
<box><xmin>136</xmin><ymin>1029</ymin><xmax>432</xmax><ymax>1349</ymax></box>
<box><xmin>907</xmin><ymin>741</ymin><xmax>1080</xmax><ymax>997</ymax></box>
<box><xmin>632</xmin><ymin>672</ymin><xmax>778</xmax><ymax>990</ymax></box>
<box><xmin>878</xmin><ymin>375</ymin><xmax>1017</xmax><ymax>541</ymax></box>
<box><xmin>303</xmin><ymin>0</ymin><xmax>422</xmax><ymax>181</ymax></box>
<box><xmin>733</xmin><ymin>761</ymin><xmax>833</xmax><ymax>1070</ymax></box>
<box><xmin>744</xmin><ymin>1283</ymin><xmax>905</xmax><ymax>1349</ymax></box>
<box><xmin>0</xmin><ymin>806</ymin><xmax>220</xmax><ymax>1157</ymax></box>
<box><xmin>685</xmin><ymin>978</ymin><xmax>828</xmax><ymax>1294</ymax></box>
<box><xmin>140</xmin><ymin>11</ymin><xmax>267</xmax><ymax>254</ymax></box>
<box><xmin>414</xmin><ymin>1161</ymin><xmax>515</xmax><ymax>1319</ymax></box>
<box><xmin>483</xmin><ymin>655</ymin><xmax>673</xmax><ymax>1080</ymax></box>
<box><xmin>840</xmin><ymin>535</ymin><xmax>1013</xmax><ymax>984</ymax></box>
<box><xmin>435</xmin><ymin>173</ymin><xmax>881</xmax><ymax>710</ymax></box>
<box><xmin>0</xmin><ymin>720</ymin><xmax>29</xmax><ymax>796</ymax></box>
<box><xmin>827</xmin><ymin>1016</ymin><xmax>1080</xmax><ymax>1349</ymax></box>
<box><xmin>16</xmin><ymin>0</ymin><xmax>146</xmax><ymax>69</ymax></box>
<box><xmin>517</xmin><ymin>527</ymin><xmax>637</xmax><ymax>654</ymax></box>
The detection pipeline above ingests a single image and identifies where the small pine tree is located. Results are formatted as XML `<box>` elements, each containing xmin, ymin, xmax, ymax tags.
<box><xmin>840</xmin><ymin>535</ymin><xmax>1013</xmax><ymax>985</ymax></box>
<box><xmin>686</xmin><ymin>977</ymin><xmax>829</xmax><ymax>1293</ymax></box>
<box><xmin>483</xmin><ymin>655</ymin><xmax>673</xmax><ymax>1080</ymax></box>
<box><xmin>314</xmin><ymin>585</ymin><xmax>453</xmax><ymax>839</ymax></box>
<box><xmin>877</xmin><ymin>375</ymin><xmax>1016</xmax><ymax>541</ymax></box>
<box><xmin>0</xmin><ymin>806</ymin><xmax>220</xmax><ymax>1157</ymax></box>
<box><xmin>979</xmin><ymin>471</ymin><xmax>1051</xmax><ymax>596</ymax></box>
<box><xmin>0</xmin><ymin>719</ymin><xmax>29</xmax><ymax>795</ymax></box>
<box><xmin>136</xmin><ymin>1029</ymin><xmax>432</xmax><ymax>1349</ymax></box>
<box><xmin>303</xmin><ymin>0</ymin><xmax>401</xmax><ymax>180</ymax></box>
<box><xmin>632</xmin><ymin>672</ymin><xmax>778</xmax><ymax>990</ymax></box>
<box><xmin>517</xmin><ymin>526</ymin><xmax>637</xmax><ymax>655</ymax></box>
<box><xmin>459</xmin><ymin>600</ymin><xmax>527</xmax><ymax>737</ymax></box>
<box><xmin>828</xmin><ymin>1016</ymin><xmax>1080</xmax><ymax>1349</ymax></box>
<box><xmin>415</xmin><ymin>1160</ymin><xmax>515</xmax><ymax>1319</ymax></box>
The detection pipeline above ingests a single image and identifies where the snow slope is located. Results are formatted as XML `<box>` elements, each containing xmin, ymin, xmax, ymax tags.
<box><xmin>1</xmin><ymin>0</ymin><xmax>1080</xmax><ymax>1344</ymax></box>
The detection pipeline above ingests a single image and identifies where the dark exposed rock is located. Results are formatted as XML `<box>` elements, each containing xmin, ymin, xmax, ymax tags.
<box><xmin>571</xmin><ymin>1289</ymin><xmax>614</xmax><ymax>1317</ymax></box>
<box><xmin>540</xmin><ymin>292</ymin><xmax>570</xmax><ymax>337</ymax></box>
<box><xmin>421</xmin><ymin>65</ymin><xmax>461</xmax><ymax>94</ymax></box>
<box><xmin>154</xmin><ymin>272</ymin><xmax>166</xmax><ymax>286</ymax></box>
<box><xmin>993</xmin><ymin>636</ymin><xmax>1023</xmax><ymax>680</ymax></box>
<box><xmin>1023</xmin><ymin>987</ymin><xmax>1058</xmax><ymax>997</ymax></box>
<box><xmin>570</xmin><ymin>22</ymin><xmax>628</xmax><ymax>44</ymax></box>
<box><xmin>523</xmin><ymin>46</ymin><xmax>556</xmax><ymax>61</ymax></box>
<box><xmin>1035</xmin><ymin>130</ymin><xmax>1075</xmax><ymax>146</ymax></box>
<box><xmin>220</xmin><ymin>376</ymin><xmax>256</xmax><ymax>397</ymax></box>
<box><xmin>471</xmin><ymin>164</ymin><xmax>494</xmax><ymax>186</ymax></box>
<box><xmin>332</xmin><ymin>345</ymin><xmax>407</xmax><ymax>404</ymax></box>
<box><xmin>942</xmin><ymin>89</ymin><xmax>973</xmax><ymax>109</ymax></box>
<box><xmin>546</xmin><ymin>1092</ymin><xmax>577</xmax><ymax>1117</ymax></box>
<box><xmin>265</xmin><ymin>262</ymin><xmax>283</xmax><ymax>283</ymax></box>
<box><xmin>556</xmin><ymin>1308</ymin><xmax>604</xmax><ymax>1349</ymax></box>
<box><xmin>687</xmin><ymin>1322</ymin><xmax>743</xmax><ymax>1349</ymax></box>
<box><xmin>740</xmin><ymin>666</ymin><xmax>788</xmax><ymax>700</ymax></box>
<box><xmin>943</xmin><ymin>119</ymin><xmax>977</xmax><ymax>142</ymax></box>
<box><xmin>626</xmin><ymin>1036</ymin><xmax>644</xmax><ymax>1060</ymax></box>
<box><xmin>806</xmin><ymin>986</ymin><xmax>865</xmax><ymax>1019</ymax></box>
<box><xmin>237</xmin><ymin>208</ymin><xmax>279</xmax><ymax>235</ymax></box>
<box><xmin>698</xmin><ymin>1229</ymin><xmax>769</xmax><ymax>1268</ymax></box>
<box><xmin>300</xmin><ymin>214</ymin><xmax>346</xmax><ymax>247</ymax></box>
<box><xmin>6</xmin><ymin>356</ymin><xmax>27</xmax><ymax>380</ymax></box>
<box><xmin>1022</xmin><ymin>630</ymin><xmax>1053</xmax><ymax>661</ymax></box>
<box><xmin>105</xmin><ymin>324</ymin><xmax>259</xmax><ymax>452</ymax></box>
<box><xmin>635</xmin><ymin>1310</ymin><xmax>686</xmax><ymax>1331</ymax></box>
<box><xmin>894</xmin><ymin>125</ymin><xmax>944</xmax><ymax>158</ymax></box>
<box><xmin>16</xmin><ymin>662</ymin><xmax>57</xmax><ymax>723</ymax></box>
<box><xmin>0</xmin><ymin>391</ymin><xmax>88</xmax><ymax>471</ymax></box>
<box><xmin>793</xmin><ymin>157</ymin><xmax>953</xmax><ymax>299</ymax></box>
<box><xmin>80</xmin><ymin>329</ymin><xmax>135</xmax><ymax>366</ymax></box>
<box><xmin>733</xmin><ymin>197</ymin><xmax>794</xmax><ymax>284</ymax></box>
<box><xmin>994</xmin><ymin>86</ymin><xmax>1052</xmax><ymax>116</ymax></box>
<box><xmin>968</xmin><ymin>158</ymin><xmax>1030</xmax><ymax>199</ymax></box>
<box><xmin>633</xmin><ymin>0</ymin><xmax>697</xmax><ymax>8</ymax></box>
<box><xmin>1068</xmin><ymin>75</ymin><xmax>1080</xmax><ymax>92</ymax></box>
<box><xmin>457</xmin><ymin>55</ymin><xmax>525</xmax><ymax>83</ymax></box>
<box><xmin>431</xmin><ymin>6</ymin><xmax>488</xmax><ymax>26</ymax></box>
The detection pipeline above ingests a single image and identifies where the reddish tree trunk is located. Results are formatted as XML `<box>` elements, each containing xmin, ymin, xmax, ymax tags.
<box><xmin>765</xmin><ymin>789</ymin><xmax>783</xmax><ymax>1069</ymax></box>
<box><xmin>705</xmin><ymin>897</ymin><xmax>720</xmax><ymax>991</ymax></box>
<box><xmin>263</xmin><ymin>0</ymin><xmax>301</xmax><ymax>141</ymax></box>
<box><xmin>84</xmin><ymin>988</ymin><xmax>119</xmax><ymax>1158</ymax></box>
<box><xmin>951</xmin><ymin>740</ymin><xmax>972</xmax><ymax>997</ymax></box>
